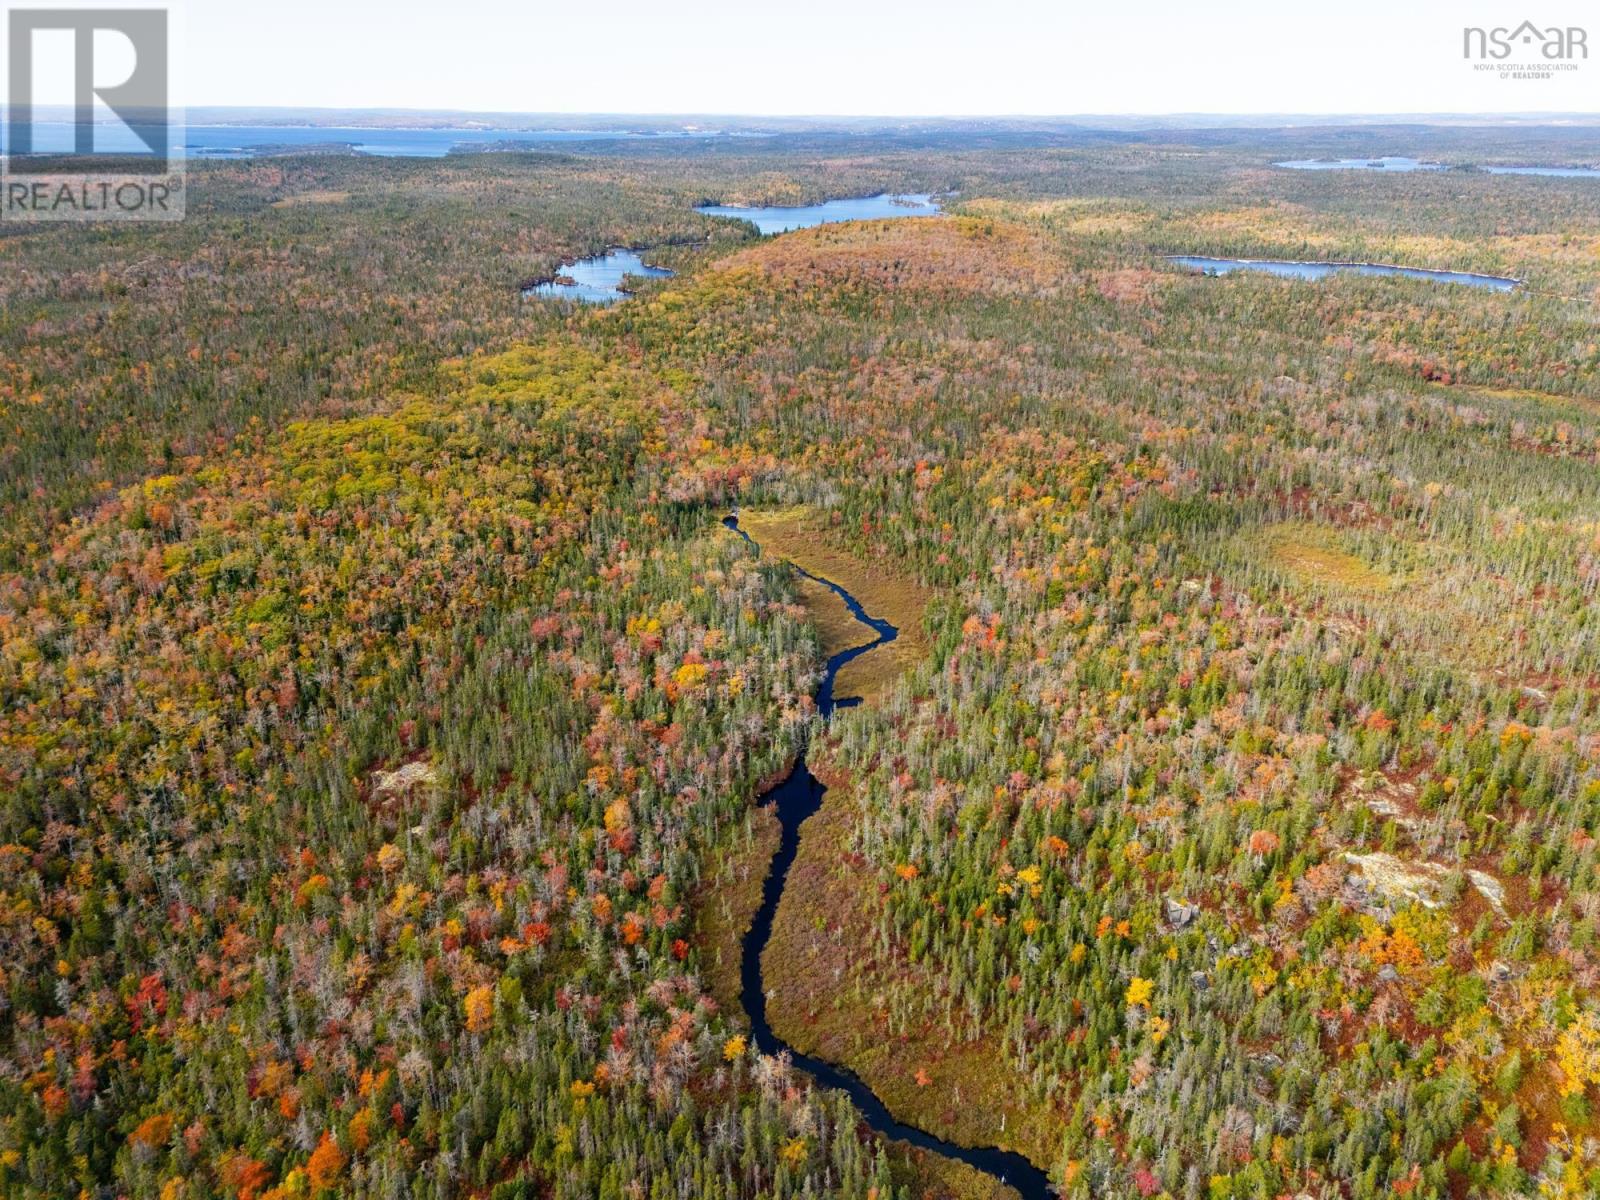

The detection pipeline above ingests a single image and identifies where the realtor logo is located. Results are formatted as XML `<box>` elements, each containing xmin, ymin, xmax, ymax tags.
<box><xmin>1463</xmin><ymin>21</ymin><xmax>1589</xmax><ymax>60</ymax></box>
<box><xmin>2</xmin><ymin>5</ymin><xmax>184</xmax><ymax>220</ymax></box>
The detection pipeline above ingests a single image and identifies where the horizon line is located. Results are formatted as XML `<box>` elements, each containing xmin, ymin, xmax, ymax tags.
<box><xmin>17</xmin><ymin>105</ymin><xmax>1600</xmax><ymax>126</ymax></box>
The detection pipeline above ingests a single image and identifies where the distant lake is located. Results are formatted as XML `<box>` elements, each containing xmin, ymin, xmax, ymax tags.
<box><xmin>695</xmin><ymin>193</ymin><xmax>940</xmax><ymax>234</ymax></box>
<box><xmin>1275</xmin><ymin>157</ymin><xmax>1443</xmax><ymax>172</ymax></box>
<box><xmin>1167</xmin><ymin>255</ymin><xmax>1518</xmax><ymax>291</ymax></box>
<box><xmin>524</xmin><ymin>249</ymin><xmax>673</xmax><ymax>305</ymax></box>
<box><xmin>1276</xmin><ymin>159</ymin><xmax>1600</xmax><ymax>180</ymax></box>
<box><xmin>20</xmin><ymin>122</ymin><xmax>754</xmax><ymax>159</ymax></box>
<box><xmin>526</xmin><ymin>193</ymin><xmax>942</xmax><ymax>305</ymax></box>
<box><xmin>1482</xmin><ymin>165</ymin><xmax>1600</xmax><ymax>178</ymax></box>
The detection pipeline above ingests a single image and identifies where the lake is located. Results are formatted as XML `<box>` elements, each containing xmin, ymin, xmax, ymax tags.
<box><xmin>1276</xmin><ymin>159</ymin><xmax>1600</xmax><ymax>180</ymax></box>
<box><xmin>1167</xmin><ymin>255</ymin><xmax>1518</xmax><ymax>291</ymax></box>
<box><xmin>524</xmin><ymin>248</ymin><xmax>674</xmax><ymax>304</ymax></box>
<box><xmin>528</xmin><ymin>193</ymin><xmax>942</xmax><ymax>305</ymax></box>
<box><xmin>1482</xmin><ymin>165</ymin><xmax>1600</xmax><ymax>178</ymax></box>
<box><xmin>22</xmin><ymin>122</ymin><xmax>753</xmax><ymax>159</ymax></box>
<box><xmin>1276</xmin><ymin>157</ymin><xmax>1443</xmax><ymax>171</ymax></box>
<box><xmin>695</xmin><ymin>192</ymin><xmax>940</xmax><ymax>234</ymax></box>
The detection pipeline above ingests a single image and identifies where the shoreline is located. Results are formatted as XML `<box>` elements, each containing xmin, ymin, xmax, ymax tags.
<box><xmin>520</xmin><ymin>244</ymin><xmax>681</xmax><ymax>295</ymax></box>
<box><xmin>1165</xmin><ymin>252</ymin><xmax>1523</xmax><ymax>287</ymax></box>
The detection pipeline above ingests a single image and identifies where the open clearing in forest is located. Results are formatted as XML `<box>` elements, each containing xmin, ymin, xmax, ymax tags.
<box><xmin>1260</xmin><ymin>521</ymin><xmax>1398</xmax><ymax>594</ymax></box>
<box><xmin>795</xmin><ymin>575</ymin><xmax>878</xmax><ymax>660</ymax></box>
<box><xmin>694</xmin><ymin>802</ymin><xmax>781</xmax><ymax>1018</ymax></box>
<box><xmin>695</xmin><ymin>794</ymin><xmax>1017</xmax><ymax>1200</ymax></box>
<box><xmin>734</xmin><ymin>506</ymin><xmax>932</xmax><ymax>705</ymax></box>
<box><xmin>270</xmin><ymin>190</ymin><xmax>353</xmax><ymax>208</ymax></box>
<box><xmin>733</xmin><ymin>507</ymin><xmax>1054</xmax><ymax>1180</ymax></box>
<box><xmin>762</xmin><ymin>770</ymin><xmax>1062</xmax><ymax>1174</ymax></box>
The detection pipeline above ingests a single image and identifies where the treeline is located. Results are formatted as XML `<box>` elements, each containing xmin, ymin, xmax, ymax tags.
<box><xmin>607</xmin><ymin>205</ymin><xmax>1600</xmax><ymax>1196</ymax></box>
<box><xmin>0</xmin><ymin>342</ymin><xmax>919</xmax><ymax>1198</ymax></box>
<box><xmin>10</xmin><ymin>130</ymin><xmax>1600</xmax><ymax>1198</ymax></box>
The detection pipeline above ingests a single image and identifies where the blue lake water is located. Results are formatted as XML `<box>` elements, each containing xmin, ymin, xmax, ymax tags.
<box><xmin>695</xmin><ymin>192</ymin><xmax>940</xmax><ymax>234</ymax></box>
<box><xmin>1277</xmin><ymin>158</ymin><xmax>1600</xmax><ymax>180</ymax></box>
<box><xmin>527</xmin><ymin>193</ymin><xmax>942</xmax><ymax>305</ymax></box>
<box><xmin>1167</xmin><ymin>255</ymin><xmax>1518</xmax><ymax>291</ymax></box>
<box><xmin>1482</xmin><ymin>165</ymin><xmax>1600</xmax><ymax>178</ymax></box>
<box><xmin>1275</xmin><ymin>156</ymin><xmax>1444</xmax><ymax>171</ymax></box>
<box><xmin>18</xmin><ymin>122</ymin><xmax>751</xmax><ymax>159</ymax></box>
<box><xmin>524</xmin><ymin>248</ymin><xmax>673</xmax><ymax>304</ymax></box>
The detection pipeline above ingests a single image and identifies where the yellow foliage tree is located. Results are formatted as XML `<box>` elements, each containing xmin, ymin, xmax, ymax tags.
<box><xmin>463</xmin><ymin>984</ymin><xmax>495</xmax><ymax>1034</ymax></box>
<box><xmin>1555</xmin><ymin>1010</ymin><xmax>1600</xmax><ymax>1098</ymax></box>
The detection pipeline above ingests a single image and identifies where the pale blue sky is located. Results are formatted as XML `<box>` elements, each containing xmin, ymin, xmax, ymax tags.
<box><xmin>41</xmin><ymin>0</ymin><xmax>1600</xmax><ymax>114</ymax></box>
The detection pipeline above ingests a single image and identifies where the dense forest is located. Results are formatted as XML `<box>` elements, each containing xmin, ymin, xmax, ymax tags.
<box><xmin>5</xmin><ymin>125</ymin><xmax>1600</xmax><ymax>1199</ymax></box>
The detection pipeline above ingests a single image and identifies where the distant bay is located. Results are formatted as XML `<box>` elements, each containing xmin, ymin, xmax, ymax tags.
<box><xmin>17</xmin><ymin>122</ymin><xmax>759</xmax><ymax>159</ymax></box>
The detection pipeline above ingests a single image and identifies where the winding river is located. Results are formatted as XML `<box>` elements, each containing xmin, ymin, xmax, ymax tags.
<box><xmin>725</xmin><ymin>514</ymin><xmax>1054</xmax><ymax>1200</ymax></box>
